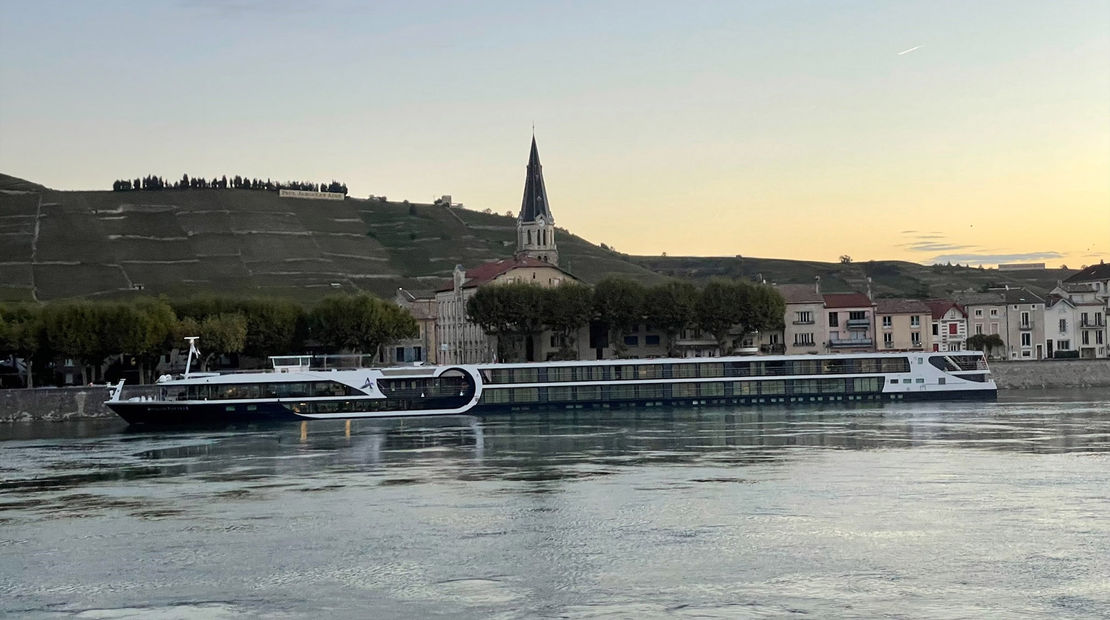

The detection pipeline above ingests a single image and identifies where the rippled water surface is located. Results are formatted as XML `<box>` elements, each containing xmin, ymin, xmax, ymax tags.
<box><xmin>2</xmin><ymin>390</ymin><xmax>1110</xmax><ymax>618</ymax></box>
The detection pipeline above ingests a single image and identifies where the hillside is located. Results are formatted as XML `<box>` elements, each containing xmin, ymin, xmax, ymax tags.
<box><xmin>0</xmin><ymin>174</ymin><xmax>1078</xmax><ymax>303</ymax></box>
<box><xmin>0</xmin><ymin>176</ymin><xmax>661</xmax><ymax>303</ymax></box>
<box><xmin>632</xmin><ymin>255</ymin><xmax>1073</xmax><ymax>298</ymax></box>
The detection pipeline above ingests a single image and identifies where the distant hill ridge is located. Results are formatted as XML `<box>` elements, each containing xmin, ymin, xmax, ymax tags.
<box><xmin>0</xmin><ymin>173</ymin><xmax>1071</xmax><ymax>303</ymax></box>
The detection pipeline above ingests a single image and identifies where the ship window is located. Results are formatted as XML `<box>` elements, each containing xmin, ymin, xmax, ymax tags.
<box><xmin>512</xmin><ymin>388</ymin><xmax>539</xmax><ymax>402</ymax></box>
<box><xmin>547</xmin><ymin>386</ymin><xmax>573</xmax><ymax>402</ymax></box>
<box><xmin>698</xmin><ymin>363</ymin><xmax>724</xmax><ymax>378</ymax></box>
<box><xmin>760</xmin><ymin>380</ymin><xmax>785</xmax><ymax>395</ymax></box>
<box><xmin>638</xmin><ymin>384</ymin><xmax>664</xmax><ymax>399</ymax></box>
<box><xmin>735</xmin><ymin>382</ymin><xmax>755</xmax><ymax>395</ymax></box>
<box><xmin>575</xmin><ymin>366</ymin><xmax>605</xmax><ymax>381</ymax></box>
<box><xmin>700</xmin><ymin>382</ymin><xmax>725</xmax><ymax>397</ymax></box>
<box><xmin>609</xmin><ymin>384</ymin><xmax>637</xmax><ymax>400</ymax></box>
<box><xmin>481</xmin><ymin>389</ymin><xmax>511</xmax><ymax>404</ymax></box>
<box><xmin>820</xmin><ymin>379</ymin><xmax>845</xmax><ymax>393</ymax></box>
<box><xmin>673</xmin><ymin>364</ymin><xmax>698</xmax><ymax>379</ymax></box>
<box><xmin>637</xmin><ymin>365</ymin><xmax>663</xmax><ymax>380</ymax></box>
<box><xmin>548</xmin><ymin>367</ymin><xmax>574</xmax><ymax>382</ymax></box>
<box><xmin>793</xmin><ymin>360</ymin><xmax>819</xmax><ymax>376</ymax></box>
<box><xmin>575</xmin><ymin>385</ymin><xmax>601</xmax><ymax>401</ymax></box>
<box><xmin>792</xmin><ymin>379</ymin><xmax>817</xmax><ymax>395</ymax></box>
<box><xmin>673</xmin><ymin>383</ymin><xmax>697</xmax><ymax>398</ymax></box>
<box><xmin>880</xmin><ymin>358</ymin><xmax>910</xmax><ymax>373</ymax></box>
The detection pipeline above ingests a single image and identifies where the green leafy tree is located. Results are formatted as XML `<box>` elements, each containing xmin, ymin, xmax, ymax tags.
<box><xmin>310</xmin><ymin>294</ymin><xmax>417</xmax><ymax>359</ymax></box>
<box><xmin>42</xmin><ymin>301</ymin><xmax>115</xmax><ymax>384</ymax></box>
<box><xmin>966</xmin><ymin>333</ymin><xmax>1004</xmax><ymax>358</ymax></box>
<box><xmin>466</xmin><ymin>285</ymin><xmax>516</xmax><ymax>361</ymax></box>
<box><xmin>643</xmin><ymin>280</ymin><xmax>698</xmax><ymax>357</ymax></box>
<box><xmin>543</xmin><ymin>282</ymin><xmax>594</xmax><ymax>360</ymax></box>
<box><xmin>593</xmin><ymin>278</ymin><xmax>646</xmax><ymax>357</ymax></box>
<box><xmin>695</xmin><ymin>279</ymin><xmax>747</xmax><ymax>355</ymax></box>
<box><xmin>0</xmin><ymin>304</ymin><xmax>43</xmax><ymax>387</ymax></box>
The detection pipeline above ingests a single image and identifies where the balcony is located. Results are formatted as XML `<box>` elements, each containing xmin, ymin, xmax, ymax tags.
<box><xmin>792</xmin><ymin>319</ymin><xmax>815</xmax><ymax>325</ymax></box>
<box><xmin>1080</xmin><ymin>318</ymin><xmax>1106</xmax><ymax>328</ymax></box>
<box><xmin>1019</xmin><ymin>321</ymin><xmax>1034</xmax><ymax>331</ymax></box>
<box><xmin>846</xmin><ymin>318</ymin><xmax>871</xmax><ymax>329</ymax></box>
<box><xmin>829</xmin><ymin>337</ymin><xmax>873</xmax><ymax>348</ymax></box>
<box><xmin>760</xmin><ymin>344</ymin><xmax>787</xmax><ymax>355</ymax></box>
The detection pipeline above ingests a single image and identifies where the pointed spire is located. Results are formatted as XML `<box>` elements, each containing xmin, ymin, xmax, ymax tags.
<box><xmin>519</xmin><ymin>135</ymin><xmax>553</xmax><ymax>224</ymax></box>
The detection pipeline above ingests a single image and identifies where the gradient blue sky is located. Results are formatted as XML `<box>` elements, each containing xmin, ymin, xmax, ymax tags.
<box><xmin>2</xmin><ymin>1</ymin><xmax>1107</xmax><ymax>267</ymax></box>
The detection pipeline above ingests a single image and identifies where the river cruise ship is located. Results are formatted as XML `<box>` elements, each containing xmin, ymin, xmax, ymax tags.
<box><xmin>106</xmin><ymin>351</ymin><xmax>997</xmax><ymax>427</ymax></box>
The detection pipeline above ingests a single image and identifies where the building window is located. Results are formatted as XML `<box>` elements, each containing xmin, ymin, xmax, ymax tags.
<box><xmin>911</xmin><ymin>332</ymin><xmax>921</xmax><ymax>346</ymax></box>
<box><xmin>975</xmin><ymin>309</ymin><xmax>983</xmax><ymax>317</ymax></box>
<box><xmin>1083</xmin><ymin>332</ymin><xmax>1090</xmax><ymax>345</ymax></box>
<box><xmin>1059</xmin><ymin>318</ymin><xmax>1067</xmax><ymax>333</ymax></box>
<box><xmin>645</xmin><ymin>335</ymin><xmax>661</xmax><ymax>346</ymax></box>
<box><xmin>1059</xmin><ymin>340</ymin><xmax>1070</xmax><ymax>351</ymax></box>
<box><xmin>828</xmin><ymin>312</ymin><xmax>839</xmax><ymax>327</ymax></box>
<box><xmin>624</xmin><ymin>335</ymin><xmax>639</xmax><ymax>347</ymax></box>
<box><xmin>882</xmin><ymin>316</ymin><xmax>892</xmax><ymax>328</ymax></box>
<box><xmin>1020</xmin><ymin>311</ymin><xmax>1030</xmax><ymax>328</ymax></box>
<box><xmin>975</xmin><ymin>324</ymin><xmax>983</xmax><ymax>335</ymax></box>
<box><xmin>794</xmin><ymin>333</ymin><xmax>814</xmax><ymax>346</ymax></box>
<box><xmin>796</xmin><ymin>311</ymin><xmax>813</xmax><ymax>324</ymax></box>
<box><xmin>910</xmin><ymin>316</ymin><xmax>921</xmax><ymax>328</ymax></box>
<box><xmin>948</xmin><ymin>323</ymin><xmax>958</xmax><ymax>335</ymax></box>
<box><xmin>1099</xmin><ymin>332</ymin><xmax>1105</xmax><ymax>345</ymax></box>
<box><xmin>1021</xmin><ymin>333</ymin><xmax>1031</xmax><ymax>347</ymax></box>
<box><xmin>990</xmin><ymin>309</ymin><xmax>998</xmax><ymax>317</ymax></box>
<box><xmin>883</xmin><ymin>333</ymin><xmax>893</xmax><ymax>347</ymax></box>
<box><xmin>932</xmin><ymin>324</ymin><xmax>938</xmax><ymax>336</ymax></box>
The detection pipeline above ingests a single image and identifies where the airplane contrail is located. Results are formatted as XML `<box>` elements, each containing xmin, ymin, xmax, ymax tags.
<box><xmin>897</xmin><ymin>45</ymin><xmax>924</xmax><ymax>55</ymax></box>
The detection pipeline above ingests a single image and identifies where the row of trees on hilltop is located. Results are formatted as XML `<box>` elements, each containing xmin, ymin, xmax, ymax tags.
<box><xmin>0</xmin><ymin>294</ymin><xmax>415</xmax><ymax>388</ymax></box>
<box><xmin>111</xmin><ymin>175</ymin><xmax>348</xmax><ymax>194</ymax></box>
<box><xmin>466</xmin><ymin>277</ymin><xmax>785</xmax><ymax>362</ymax></box>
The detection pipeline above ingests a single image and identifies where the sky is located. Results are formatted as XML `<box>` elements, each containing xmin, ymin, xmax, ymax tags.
<box><xmin>1</xmin><ymin>0</ymin><xmax>1107</xmax><ymax>268</ymax></box>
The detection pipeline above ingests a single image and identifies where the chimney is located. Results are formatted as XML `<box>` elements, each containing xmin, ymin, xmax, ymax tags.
<box><xmin>815</xmin><ymin>276</ymin><xmax>821</xmax><ymax>294</ymax></box>
<box><xmin>866</xmin><ymin>277</ymin><xmax>872</xmax><ymax>301</ymax></box>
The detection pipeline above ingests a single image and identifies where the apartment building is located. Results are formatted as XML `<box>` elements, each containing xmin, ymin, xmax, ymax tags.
<box><xmin>777</xmin><ymin>283</ymin><xmax>824</xmax><ymax>355</ymax></box>
<box><xmin>924</xmin><ymin>300</ymin><xmax>968</xmax><ymax>352</ymax></box>
<box><xmin>874</xmin><ymin>299</ymin><xmax>931</xmax><ymax>351</ymax></box>
<box><xmin>1057</xmin><ymin>263</ymin><xmax>1110</xmax><ymax>358</ymax></box>
<box><xmin>823</xmin><ymin>292</ymin><xmax>876</xmax><ymax>353</ymax></box>
<box><xmin>960</xmin><ymin>288</ymin><xmax>1046</xmax><ymax>360</ymax></box>
<box><xmin>1043</xmin><ymin>296</ymin><xmax>1078</xmax><ymax>358</ymax></box>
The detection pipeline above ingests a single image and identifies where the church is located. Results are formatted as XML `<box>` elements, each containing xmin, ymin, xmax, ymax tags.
<box><xmin>431</xmin><ymin>136</ymin><xmax>579</xmax><ymax>364</ymax></box>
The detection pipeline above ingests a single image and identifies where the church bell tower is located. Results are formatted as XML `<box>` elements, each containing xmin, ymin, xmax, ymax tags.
<box><xmin>516</xmin><ymin>135</ymin><xmax>558</xmax><ymax>266</ymax></box>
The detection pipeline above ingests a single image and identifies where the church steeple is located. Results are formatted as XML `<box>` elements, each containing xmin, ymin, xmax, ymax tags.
<box><xmin>516</xmin><ymin>135</ymin><xmax>558</xmax><ymax>265</ymax></box>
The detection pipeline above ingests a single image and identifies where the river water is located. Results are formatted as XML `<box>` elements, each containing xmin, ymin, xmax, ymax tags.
<box><xmin>2</xmin><ymin>390</ymin><xmax>1109</xmax><ymax>619</ymax></box>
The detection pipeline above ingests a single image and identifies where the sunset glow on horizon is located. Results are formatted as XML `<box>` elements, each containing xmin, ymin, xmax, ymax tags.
<box><xmin>1</xmin><ymin>1</ymin><xmax>1106</xmax><ymax>269</ymax></box>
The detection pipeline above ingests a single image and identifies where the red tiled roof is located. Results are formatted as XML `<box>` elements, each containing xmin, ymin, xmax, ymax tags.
<box><xmin>924</xmin><ymin>299</ymin><xmax>966</xmax><ymax>320</ymax></box>
<box><xmin>822</xmin><ymin>292</ymin><xmax>872</xmax><ymax>308</ymax></box>
<box><xmin>437</xmin><ymin>256</ymin><xmax>568</xmax><ymax>292</ymax></box>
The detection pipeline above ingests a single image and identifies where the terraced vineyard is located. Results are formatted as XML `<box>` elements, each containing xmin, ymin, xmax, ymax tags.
<box><xmin>0</xmin><ymin>176</ymin><xmax>661</xmax><ymax>302</ymax></box>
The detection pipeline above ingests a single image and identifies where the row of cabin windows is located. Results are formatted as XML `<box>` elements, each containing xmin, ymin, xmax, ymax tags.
<box><xmin>185</xmin><ymin>381</ymin><xmax>359</xmax><ymax>401</ymax></box>
<box><xmin>482</xmin><ymin>358</ymin><xmax>910</xmax><ymax>385</ymax></box>
<box><xmin>478</xmin><ymin>377</ymin><xmax>885</xmax><ymax>405</ymax></box>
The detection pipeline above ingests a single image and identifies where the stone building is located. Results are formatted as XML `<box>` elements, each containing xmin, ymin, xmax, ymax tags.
<box><xmin>874</xmin><ymin>299</ymin><xmax>931</xmax><ymax>352</ymax></box>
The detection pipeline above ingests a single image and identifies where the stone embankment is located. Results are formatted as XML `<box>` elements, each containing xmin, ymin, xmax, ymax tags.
<box><xmin>989</xmin><ymin>359</ymin><xmax>1110</xmax><ymax>390</ymax></box>
<box><xmin>0</xmin><ymin>385</ymin><xmax>156</xmax><ymax>423</ymax></box>
<box><xmin>2</xmin><ymin>361</ymin><xmax>1109</xmax><ymax>422</ymax></box>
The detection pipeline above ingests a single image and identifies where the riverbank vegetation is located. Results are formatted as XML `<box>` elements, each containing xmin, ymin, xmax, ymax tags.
<box><xmin>466</xmin><ymin>277</ymin><xmax>785</xmax><ymax>362</ymax></box>
<box><xmin>0</xmin><ymin>294</ymin><xmax>416</xmax><ymax>388</ymax></box>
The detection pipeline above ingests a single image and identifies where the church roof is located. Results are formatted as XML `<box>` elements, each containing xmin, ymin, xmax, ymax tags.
<box><xmin>518</xmin><ymin>136</ymin><xmax>553</xmax><ymax>224</ymax></box>
<box><xmin>436</xmin><ymin>256</ymin><xmax>572</xmax><ymax>292</ymax></box>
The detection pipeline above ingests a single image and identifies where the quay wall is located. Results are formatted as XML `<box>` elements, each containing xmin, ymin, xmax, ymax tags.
<box><xmin>0</xmin><ymin>385</ymin><xmax>157</xmax><ymax>423</ymax></box>
<box><xmin>989</xmin><ymin>359</ymin><xmax>1110</xmax><ymax>390</ymax></box>
<box><xmin>2</xmin><ymin>360</ymin><xmax>1109</xmax><ymax>422</ymax></box>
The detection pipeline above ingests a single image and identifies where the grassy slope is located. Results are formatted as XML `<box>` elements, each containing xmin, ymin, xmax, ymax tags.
<box><xmin>0</xmin><ymin>176</ymin><xmax>662</xmax><ymax>302</ymax></box>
